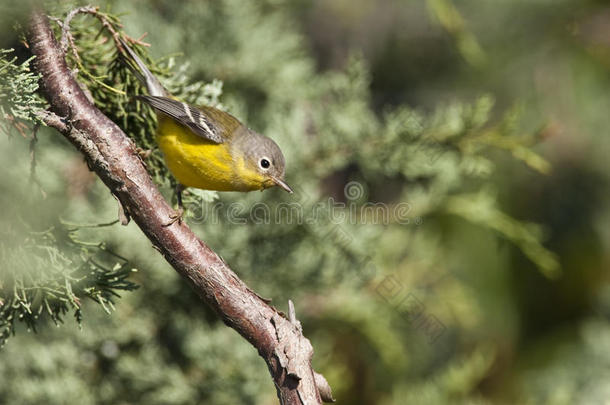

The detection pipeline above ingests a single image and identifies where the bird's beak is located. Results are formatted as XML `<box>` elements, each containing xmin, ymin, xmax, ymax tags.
<box><xmin>272</xmin><ymin>177</ymin><xmax>293</xmax><ymax>193</ymax></box>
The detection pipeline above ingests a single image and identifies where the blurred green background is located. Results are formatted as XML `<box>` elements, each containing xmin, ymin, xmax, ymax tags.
<box><xmin>1</xmin><ymin>0</ymin><xmax>609</xmax><ymax>404</ymax></box>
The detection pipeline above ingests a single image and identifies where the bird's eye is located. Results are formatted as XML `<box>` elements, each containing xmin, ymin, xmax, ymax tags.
<box><xmin>259</xmin><ymin>158</ymin><xmax>271</xmax><ymax>170</ymax></box>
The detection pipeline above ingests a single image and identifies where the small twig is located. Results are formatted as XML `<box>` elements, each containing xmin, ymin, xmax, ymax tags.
<box><xmin>58</xmin><ymin>6</ymin><xmax>98</xmax><ymax>52</ymax></box>
<box><xmin>35</xmin><ymin>110</ymin><xmax>67</xmax><ymax>132</ymax></box>
<box><xmin>58</xmin><ymin>5</ymin><xmax>126</xmax><ymax>51</ymax></box>
<box><xmin>52</xmin><ymin>6</ymin><xmax>127</xmax><ymax>95</ymax></box>
<box><xmin>60</xmin><ymin>218</ymin><xmax>120</xmax><ymax>231</ymax></box>
<box><xmin>288</xmin><ymin>299</ymin><xmax>302</xmax><ymax>333</ymax></box>
<box><xmin>112</xmin><ymin>193</ymin><xmax>131</xmax><ymax>226</ymax></box>
<box><xmin>28</xmin><ymin>122</ymin><xmax>47</xmax><ymax>198</ymax></box>
<box><xmin>130</xmin><ymin>32</ymin><xmax>151</xmax><ymax>47</ymax></box>
<box><xmin>29</xmin><ymin>122</ymin><xmax>39</xmax><ymax>178</ymax></box>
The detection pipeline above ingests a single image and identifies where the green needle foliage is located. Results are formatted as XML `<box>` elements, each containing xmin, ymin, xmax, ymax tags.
<box><xmin>0</xmin><ymin>221</ymin><xmax>137</xmax><ymax>346</ymax></box>
<box><xmin>0</xmin><ymin>48</ymin><xmax>45</xmax><ymax>137</ymax></box>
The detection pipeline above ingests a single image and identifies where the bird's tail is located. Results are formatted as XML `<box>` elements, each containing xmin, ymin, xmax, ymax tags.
<box><xmin>118</xmin><ymin>37</ymin><xmax>168</xmax><ymax>97</ymax></box>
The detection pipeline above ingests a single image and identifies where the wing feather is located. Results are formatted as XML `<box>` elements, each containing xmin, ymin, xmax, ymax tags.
<box><xmin>137</xmin><ymin>95</ymin><xmax>226</xmax><ymax>144</ymax></box>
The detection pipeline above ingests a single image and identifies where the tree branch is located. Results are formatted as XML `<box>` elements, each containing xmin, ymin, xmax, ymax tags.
<box><xmin>28</xmin><ymin>11</ymin><xmax>333</xmax><ymax>404</ymax></box>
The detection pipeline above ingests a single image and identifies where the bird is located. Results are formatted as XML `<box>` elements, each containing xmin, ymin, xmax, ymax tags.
<box><xmin>118</xmin><ymin>38</ymin><xmax>292</xmax><ymax>224</ymax></box>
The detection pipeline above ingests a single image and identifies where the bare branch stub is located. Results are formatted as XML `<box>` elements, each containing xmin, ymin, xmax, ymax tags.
<box><xmin>28</xmin><ymin>10</ymin><xmax>332</xmax><ymax>405</ymax></box>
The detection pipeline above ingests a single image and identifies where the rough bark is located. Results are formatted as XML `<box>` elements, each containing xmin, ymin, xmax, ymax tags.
<box><xmin>28</xmin><ymin>11</ymin><xmax>333</xmax><ymax>404</ymax></box>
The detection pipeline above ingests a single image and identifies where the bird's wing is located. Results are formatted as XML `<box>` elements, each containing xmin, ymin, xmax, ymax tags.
<box><xmin>137</xmin><ymin>95</ymin><xmax>239</xmax><ymax>144</ymax></box>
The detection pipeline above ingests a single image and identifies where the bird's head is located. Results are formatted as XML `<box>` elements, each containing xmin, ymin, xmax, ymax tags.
<box><xmin>233</xmin><ymin>131</ymin><xmax>292</xmax><ymax>193</ymax></box>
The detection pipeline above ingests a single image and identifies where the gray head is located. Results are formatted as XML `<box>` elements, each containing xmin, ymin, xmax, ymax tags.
<box><xmin>232</xmin><ymin>130</ymin><xmax>292</xmax><ymax>192</ymax></box>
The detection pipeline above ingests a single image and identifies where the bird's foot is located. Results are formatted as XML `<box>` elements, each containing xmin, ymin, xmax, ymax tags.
<box><xmin>163</xmin><ymin>207</ymin><xmax>184</xmax><ymax>227</ymax></box>
<box><xmin>136</xmin><ymin>147</ymin><xmax>152</xmax><ymax>159</ymax></box>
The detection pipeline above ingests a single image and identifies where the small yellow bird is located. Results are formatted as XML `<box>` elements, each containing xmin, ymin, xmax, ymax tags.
<box><xmin>119</xmin><ymin>38</ymin><xmax>292</xmax><ymax>221</ymax></box>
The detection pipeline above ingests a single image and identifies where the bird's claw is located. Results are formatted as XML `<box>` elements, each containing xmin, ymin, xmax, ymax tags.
<box><xmin>163</xmin><ymin>207</ymin><xmax>184</xmax><ymax>227</ymax></box>
<box><xmin>136</xmin><ymin>147</ymin><xmax>152</xmax><ymax>159</ymax></box>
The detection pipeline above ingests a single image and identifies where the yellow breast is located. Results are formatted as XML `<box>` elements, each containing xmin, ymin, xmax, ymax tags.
<box><xmin>156</xmin><ymin>116</ymin><xmax>254</xmax><ymax>191</ymax></box>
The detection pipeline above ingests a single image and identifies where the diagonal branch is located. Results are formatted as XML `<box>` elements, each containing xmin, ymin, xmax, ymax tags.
<box><xmin>28</xmin><ymin>10</ymin><xmax>333</xmax><ymax>404</ymax></box>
